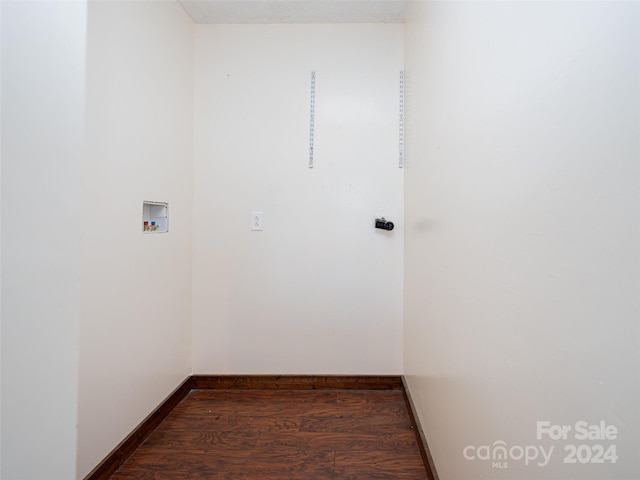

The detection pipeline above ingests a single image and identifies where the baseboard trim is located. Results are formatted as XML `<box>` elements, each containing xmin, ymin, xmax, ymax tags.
<box><xmin>84</xmin><ymin>374</ymin><xmax>437</xmax><ymax>480</ymax></box>
<box><xmin>191</xmin><ymin>374</ymin><xmax>403</xmax><ymax>390</ymax></box>
<box><xmin>401</xmin><ymin>376</ymin><xmax>440</xmax><ymax>480</ymax></box>
<box><xmin>83</xmin><ymin>376</ymin><xmax>193</xmax><ymax>480</ymax></box>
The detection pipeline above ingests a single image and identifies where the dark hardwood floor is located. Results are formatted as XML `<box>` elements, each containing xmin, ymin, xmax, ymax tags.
<box><xmin>108</xmin><ymin>388</ymin><xmax>430</xmax><ymax>479</ymax></box>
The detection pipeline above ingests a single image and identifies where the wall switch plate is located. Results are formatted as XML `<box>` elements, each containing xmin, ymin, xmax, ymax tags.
<box><xmin>251</xmin><ymin>211</ymin><xmax>263</xmax><ymax>231</ymax></box>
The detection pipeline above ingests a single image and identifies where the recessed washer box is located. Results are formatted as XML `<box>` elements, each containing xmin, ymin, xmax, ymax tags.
<box><xmin>142</xmin><ymin>201</ymin><xmax>168</xmax><ymax>233</ymax></box>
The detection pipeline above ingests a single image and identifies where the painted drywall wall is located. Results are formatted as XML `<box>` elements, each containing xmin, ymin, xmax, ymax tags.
<box><xmin>404</xmin><ymin>2</ymin><xmax>640</xmax><ymax>479</ymax></box>
<box><xmin>1</xmin><ymin>2</ymin><xmax>3</xmax><ymax>475</ymax></box>
<box><xmin>77</xmin><ymin>2</ymin><xmax>194</xmax><ymax>477</ymax></box>
<box><xmin>193</xmin><ymin>24</ymin><xmax>404</xmax><ymax>374</ymax></box>
<box><xmin>1</xmin><ymin>1</ymin><xmax>87</xmax><ymax>478</ymax></box>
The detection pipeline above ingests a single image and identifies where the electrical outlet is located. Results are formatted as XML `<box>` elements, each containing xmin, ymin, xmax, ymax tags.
<box><xmin>251</xmin><ymin>211</ymin><xmax>263</xmax><ymax>231</ymax></box>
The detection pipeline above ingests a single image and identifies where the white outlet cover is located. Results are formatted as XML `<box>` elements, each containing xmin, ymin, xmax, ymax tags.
<box><xmin>251</xmin><ymin>211</ymin><xmax>263</xmax><ymax>231</ymax></box>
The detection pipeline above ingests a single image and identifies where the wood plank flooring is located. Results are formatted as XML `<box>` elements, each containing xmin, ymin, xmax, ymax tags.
<box><xmin>108</xmin><ymin>389</ymin><xmax>429</xmax><ymax>480</ymax></box>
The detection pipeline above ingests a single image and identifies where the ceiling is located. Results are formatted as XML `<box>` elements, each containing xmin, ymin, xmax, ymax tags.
<box><xmin>178</xmin><ymin>1</ymin><xmax>409</xmax><ymax>24</ymax></box>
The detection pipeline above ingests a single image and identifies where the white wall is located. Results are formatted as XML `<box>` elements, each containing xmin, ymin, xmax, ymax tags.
<box><xmin>193</xmin><ymin>24</ymin><xmax>404</xmax><ymax>374</ymax></box>
<box><xmin>77</xmin><ymin>2</ymin><xmax>194</xmax><ymax>477</ymax></box>
<box><xmin>1</xmin><ymin>2</ymin><xmax>87</xmax><ymax>478</ymax></box>
<box><xmin>1</xmin><ymin>3</ymin><xmax>3</xmax><ymax>474</ymax></box>
<box><xmin>404</xmin><ymin>2</ymin><xmax>640</xmax><ymax>479</ymax></box>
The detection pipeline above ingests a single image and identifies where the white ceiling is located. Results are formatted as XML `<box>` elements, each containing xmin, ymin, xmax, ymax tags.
<box><xmin>178</xmin><ymin>1</ymin><xmax>409</xmax><ymax>24</ymax></box>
